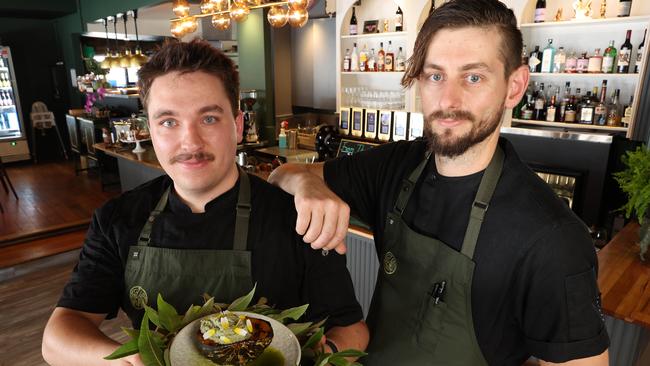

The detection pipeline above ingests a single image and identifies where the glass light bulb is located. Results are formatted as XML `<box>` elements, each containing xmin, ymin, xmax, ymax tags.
<box><xmin>212</xmin><ymin>14</ymin><xmax>231</xmax><ymax>30</ymax></box>
<box><xmin>213</xmin><ymin>0</ymin><xmax>228</xmax><ymax>12</ymax></box>
<box><xmin>171</xmin><ymin>20</ymin><xmax>186</xmax><ymax>38</ymax></box>
<box><xmin>288</xmin><ymin>0</ymin><xmax>308</xmax><ymax>10</ymax></box>
<box><xmin>267</xmin><ymin>5</ymin><xmax>288</xmax><ymax>28</ymax></box>
<box><xmin>230</xmin><ymin>2</ymin><xmax>250</xmax><ymax>22</ymax></box>
<box><xmin>247</xmin><ymin>0</ymin><xmax>262</xmax><ymax>6</ymax></box>
<box><xmin>200</xmin><ymin>0</ymin><xmax>216</xmax><ymax>14</ymax></box>
<box><xmin>172</xmin><ymin>0</ymin><xmax>190</xmax><ymax>17</ymax></box>
<box><xmin>182</xmin><ymin>16</ymin><xmax>198</xmax><ymax>33</ymax></box>
<box><xmin>288</xmin><ymin>8</ymin><xmax>309</xmax><ymax>28</ymax></box>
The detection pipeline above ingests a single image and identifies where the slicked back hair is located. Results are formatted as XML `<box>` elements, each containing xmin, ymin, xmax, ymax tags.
<box><xmin>402</xmin><ymin>0</ymin><xmax>522</xmax><ymax>88</ymax></box>
<box><xmin>138</xmin><ymin>39</ymin><xmax>239</xmax><ymax>118</ymax></box>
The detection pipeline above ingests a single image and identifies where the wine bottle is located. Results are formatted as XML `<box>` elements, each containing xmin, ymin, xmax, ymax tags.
<box><xmin>636</xmin><ymin>29</ymin><xmax>646</xmax><ymax>73</ymax></box>
<box><xmin>350</xmin><ymin>7</ymin><xmax>358</xmax><ymax>35</ymax></box>
<box><xmin>617</xmin><ymin>30</ymin><xmax>633</xmax><ymax>73</ymax></box>
<box><xmin>395</xmin><ymin>6</ymin><xmax>403</xmax><ymax>32</ymax></box>
<box><xmin>618</xmin><ymin>0</ymin><xmax>632</xmax><ymax>17</ymax></box>
<box><xmin>534</xmin><ymin>0</ymin><xmax>546</xmax><ymax>23</ymax></box>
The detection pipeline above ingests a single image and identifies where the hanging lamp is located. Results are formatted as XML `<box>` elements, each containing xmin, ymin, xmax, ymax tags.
<box><xmin>100</xmin><ymin>18</ymin><xmax>112</xmax><ymax>69</ymax></box>
<box><xmin>130</xmin><ymin>9</ymin><xmax>148</xmax><ymax>68</ymax></box>
<box><xmin>120</xmin><ymin>13</ymin><xmax>132</xmax><ymax>68</ymax></box>
<box><xmin>109</xmin><ymin>16</ymin><xmax>121</xmax><ymax>69</ymax></box>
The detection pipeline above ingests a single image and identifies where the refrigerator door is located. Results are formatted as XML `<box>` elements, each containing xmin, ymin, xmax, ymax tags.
<box><xmin>0</xmin><ymin>46</ymin><xmax>30</xmax><ymax>161</ymax></box>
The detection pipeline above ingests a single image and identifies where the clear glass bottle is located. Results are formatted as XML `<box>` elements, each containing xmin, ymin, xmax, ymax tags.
<box><xmin>395</xmin><ymin>47</ymin><xmax>406</xmax><ymax>72</ymax></box>
<box><xmin>576</xmin><ymin>52</ymin><xmax>590</xmax><ymax>73</ymax></box>
<box><xmin>343</xmin><ymin>48</ymin><xmax>351</xmax><ymax>72</ymax></box>
<box><xmin>541</xmin><ymin>39</ymin><xmax>555</xmax><ymax>73</ymax></box>
<box><xmin>553</xmin><ymin>46</ymin><xmax>566</xmax><ymax>73</ymax></box>
<box><xmin>588</xmin><ymin>48</ymin><xmax>603</xmax><ymax>73</ymax></box>
<box><xmin>565</xmin><ymin>51</ymin><xmax>578</xmax><ymax>73</ymax></box>
<box><xmin>594</xmin><ymin>80</ymin><xmax>608</xmax><ymax>125</ymax></box>
<box><xmin>606</xmin><ymin>89</ymin><xmax>622</xmax><ymax>126</ymax></box>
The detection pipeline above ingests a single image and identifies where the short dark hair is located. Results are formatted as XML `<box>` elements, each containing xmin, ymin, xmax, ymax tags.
<box><xmin>138</xmin><ymin>39</ymin><xmax>239</xmax><ymax>118</ymax></box>
<box><xmin>402</xmin><ymin>0</ymin><xmax>522</xmax><ymax>88</ymax></box>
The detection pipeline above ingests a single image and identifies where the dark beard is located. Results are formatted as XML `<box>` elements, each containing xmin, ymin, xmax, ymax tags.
<box><xmin>424</xmin><ymin>104</ymin><xmax>504</xmax><ymax>158</ymax></box>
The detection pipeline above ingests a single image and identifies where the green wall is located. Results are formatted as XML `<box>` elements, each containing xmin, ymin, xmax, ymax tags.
<box><xmin>238</xmin><ymin>8</ymin><xmax>275</xmax><ymax>143</ymax></box>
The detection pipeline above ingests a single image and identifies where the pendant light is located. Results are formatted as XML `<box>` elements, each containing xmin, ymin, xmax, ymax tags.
<box><xmin>100</xmin><ymin>18</ymin><xmax>112</xmax><ymax>69</ymax></box>
<box><xmin>110</xmin><ymin>16</ymin><xmax>121</xmax><ymax>69</ymax></box>
<box><xmin>130</xmin><ymin>9</ymin><xmax>148</xmax><ymax>68</ymax></box>
<box><xmin>268</xmin><ymin>6</ymin><xmax>288</xmax><ymax>28</ymax></box>
<box><xmin>173</xmin><ymin>0</ymin><xmax>190</xmax><ymax>17</ymax></box>
<box><xmin>120</xmin><ymin>13</ymin><xmax>132</xmax><ymax>68</ymax></box>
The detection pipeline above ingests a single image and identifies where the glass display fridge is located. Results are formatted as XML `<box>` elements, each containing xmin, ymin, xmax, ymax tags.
<box><xmin>0</xmin><ymin>46</ymin><xmax>30</xmax><ymax>162</ymax></box>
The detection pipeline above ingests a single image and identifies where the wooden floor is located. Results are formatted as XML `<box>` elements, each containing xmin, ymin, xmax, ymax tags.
<box><xmin>0</xmin><ymin>253</ymin><xmax>130</xmax><ymax>366</ymax></box>
<box><xmin>0</xmin><ymin>229</ymin><xmax>87</xmax><ymax>269</ymax></box>
<box><xmin>0</xmin><ymin>160</ymin><xmax>118</xmax><ymax>242</ymax></box>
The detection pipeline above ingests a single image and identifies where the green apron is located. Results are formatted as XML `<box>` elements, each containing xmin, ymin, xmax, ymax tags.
<box><xmin>364</xmin><ymin>147</ymin><xmax>504</xmax><ymax>365</ymax></box>
<box><xmin>122</xmin><ymin>168</ymin><xmax>254</xmax><ymax>327</ymax></box>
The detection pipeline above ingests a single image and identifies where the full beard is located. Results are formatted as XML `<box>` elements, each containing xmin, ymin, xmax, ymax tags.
<box><xmin>424</xmin><ymin>103</ymin><xmax>504</xmax><ymax>158</ymax></box>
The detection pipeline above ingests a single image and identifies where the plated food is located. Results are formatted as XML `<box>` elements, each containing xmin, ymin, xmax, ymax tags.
<box><xmin>195</xmin><ymin>311</ymin><xmax>273</xmax><ymax>366</ymax></box>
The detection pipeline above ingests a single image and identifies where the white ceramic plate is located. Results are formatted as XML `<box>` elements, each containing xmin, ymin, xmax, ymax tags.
<box><xmin>169</xmin><ymin>312</ymin><xmax>301</xmax><ymax>366</ymax></box>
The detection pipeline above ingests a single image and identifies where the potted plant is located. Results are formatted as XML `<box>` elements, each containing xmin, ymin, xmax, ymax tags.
<box><xmin>614</xmin><ymin>145</ymin><xmax>650</xmax><ymax>260</ymax></box>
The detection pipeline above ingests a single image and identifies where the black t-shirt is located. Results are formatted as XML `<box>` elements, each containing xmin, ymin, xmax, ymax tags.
<box><xmin>324</xmin><ymin>138</ymin><xmax>609</xmax><ymax>365</ymax></box>
<box><xmin>58</xmin><ymin>173</ymin><xmax>363</xmax><ymax>330</ymax></box>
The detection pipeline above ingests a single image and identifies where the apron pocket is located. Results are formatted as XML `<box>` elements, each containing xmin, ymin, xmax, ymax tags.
<box><xmin>415</xmin><ymin>293</ymin><xmax>448</xmax><ymax>353</ymax></box>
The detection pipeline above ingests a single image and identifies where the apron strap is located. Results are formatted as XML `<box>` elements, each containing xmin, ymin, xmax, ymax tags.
<box><xmin>394</xmin><ymin>151</ymin><xmax>432</xmax><ymax>214</ymax></box>
<box><xmin>460</xmin><ymin>146</ymin><xmax>505</xmax><ymax>259</ymax></box>
<box><xmin>137</xmin><ymin>186</ymin><xmax>171</xmax><ymax>246</ymax></box>
<box><xmin>233</xmin><ymin>167</ymin><xmax>251</xmax><ymax>251</ymax></box>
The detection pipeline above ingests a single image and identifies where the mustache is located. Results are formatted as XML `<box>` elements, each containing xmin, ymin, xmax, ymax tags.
<box><xmin>169</xmin><ymin>151</ymin><xmax>216</xmax><ymax>164</ymax></box>
<box><xmin>426</xmin><ymin>110</ymin><xmax>476</xmax><ymax>123</ymax></box>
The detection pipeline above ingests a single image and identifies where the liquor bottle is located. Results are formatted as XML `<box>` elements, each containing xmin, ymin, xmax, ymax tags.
<box><xmin>343</xmin><ymin>49</ymin><xmax>351</xmax><ymax>72</ymax></box>
<box><xmin>621</xmin><ymin>96</ymin><xmax>633</xmax><ymax>127</ymax></box>
<box><xmin>529</xmin><ymin>45</ymin><xmax>542</xmax><ymax>72</ymax></box>
<box><xmin>377</xmin><ymin>42</ymin><xmax>386</xmax><ymax>72</ymax></box>
<box><xmin>606</xmin><ymin>89</ymin><xmax>622</xmax><ymax>126</ymax></box>
<box><xmin>576</xmin><ymin>52</ymin><xmax>590</xmax><ymax>73</ymax></box>
<box><xmin>396</xmin><ymin>47</ymin><xmax>406</xmax><ymax>72</ymax></box>
<box><xmin>560</xmin><ymin>81</ymin><xmax>571</xmax><ymax>121</ymax></box>
<box><xmin>565</xmin><ymin>51</ymin><xmax>578</xmax><ymax>73</ymax></box>
<box><xmin>618</xmin><ymin>0</ymin><xmax>632</xmax><ymax>17</ymax></box>
<box><xmin>602</xmin><ymin>40</ymin><xmax>617</xmax><ymax>73</ymax></box>
<box><xmin>349</xmin><ymin>7</ymin><xmax>358</xmax><ymax>35</ymax></box>
<box><xmin>579</xmin><ymin>91</ymin><xmax>595</xmax><ymax>124</ymax></box>
<box><xmin>385</xmin><ymin>41</ymin><xmax>395</xmax><ymax>72</ymax></box>
<box><xmin>351</xmin><ymin>43</ymin><xmax>359</xmax><ymax>71</ymax></box>
<box><xmin>617</xmin><ymin>30</ymin><xmax>633</xmax><ymax>73</ymax></box>
<box><xmin>588</xmin><ymin>48</ymin><xmax>603</xmax><ymax>73</ymax></box>
<box><xmin>368</xmin><ymin>48</ymin><xmax>377</xmax><ymax>72</ymax></box>
<box><xmin>574</xmin><ymin>88</ymin><xmax>583</xmax><ymax>118</ymax></box>
<box><xmin>522</xmin><ymin>45</ymin><xmax>529</xmax><ymax>66</ymax></box>
<box><xmin>546</xmin><ymin>87</ymin><xmax>560</xmax><ymax>122</ymax></box>
<box><xmin>533</xmin><ymin>83</ymin><xmax>546</xmax><ymax>120</ymax></box>
<box><xmin>594</xmin><ymin>80</ymin><xmax>608</xmax><ymax>125</ymax></box>
<box><xmin>395</xmin><ymin>6</ymin><xmax>404</xmax><ymax>32</ymax></box>
<box><xmin>535</xmin><ymin>0</ymin><xmax>546</xmax><ymax>23</ymax></box>
<box><xmin>564</xmin><ymin>94</ymin><xmax>577</xmax><ymax>123</ymax></box>
<box><xmin>541</xmin><ymin>39</ymin><xmax>555</xmax><ymax>73</ymax></box>
<box><xmin>359</xmin><ymin>44</ymin><xmax>368</xmax><ymax>72</ymax></box>
<box><xmin>553</xmin><ymin>46</ymin><xmax>566</xmax><ymax>73</ymax></box>
<box><xmin>636</xmin><ymin>29</ymin><xmax>646</xmax><ymax>73</ymax></box>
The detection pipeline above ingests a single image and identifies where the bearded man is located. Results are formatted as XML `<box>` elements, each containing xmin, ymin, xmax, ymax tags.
<box><xmin>268</xmin><ymin>0</ymin><xmax>609</xmax><ymax>364</ymax></box>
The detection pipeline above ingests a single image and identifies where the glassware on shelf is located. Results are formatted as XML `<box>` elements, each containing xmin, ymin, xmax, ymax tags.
<box><xmin>341</xmin><ymin>86</ymin><xmax>405</xmax><ymax>110</ymax></box>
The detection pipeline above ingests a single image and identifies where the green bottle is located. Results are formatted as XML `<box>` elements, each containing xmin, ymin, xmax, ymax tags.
<box><xmin>602</xmin><ymin>40</ymin><xmax>617</xmax><ymax>73</ymax></box>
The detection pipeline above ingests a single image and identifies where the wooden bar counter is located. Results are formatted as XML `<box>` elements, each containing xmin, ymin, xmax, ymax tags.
<box><xmin>598</xmin><ymin>222</ymin><xmax>650</xmax><ymax>328</ymax></box>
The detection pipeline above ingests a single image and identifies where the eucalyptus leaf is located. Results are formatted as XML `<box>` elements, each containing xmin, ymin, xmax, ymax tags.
<box><xmin>157</xmin><ymin>294</ymin><xmax>182</xmax><ymax>332</ymax></box>
<box><xmin>287</xmin><ymin>322</ymin><xmax>312</xmax><ymax>336</ymax></box>
<box><xmin>181</xmin><ymin>305</ymin><xmax>202</xmax><ymax>326</ymax></box>
<box><xmin>144</xmin><ymin>305</ymin><xmax>162</xmax><ymax>329</ymax></box>
<box><xmin>301</xmin><ymin>327</ymin><xmax>324</xmax><ymax>351</ymax></box>
<box><xmin>316</xmin><ymin>354</ymin><xmax>333</xmax><ymax>366</ymax></box>
<box><xmin>103</xmin><ymin>338</ymin><xmax>139</xmax><ymax>360</ymax></box>
<box><xmin>328</xmin><ymin>358</ymin><xmax>350</xmax><ymax>366</ymax></box>
<box><xmin>138</xmin><ymin>314</ymin><xmax>166</xmax><ymax>366</ymax></box>
<box><xmin>122</xmin><ymin>327</ymin><xmax>140</xmax><ymax>339</ymax></box>
<box><xmin>228</xmin><ymin>284</ymin><xmax>257</xmax><ymax>311</ymax></box>
<box><xmin>332</xmin><ymin>350</ymin><xmax>368</xmax><ymax>358</ymax></box>
<box><xmin>269</xmin><ymin>304</ymin><xmax>309</xmax><ymax>323</ymax></box>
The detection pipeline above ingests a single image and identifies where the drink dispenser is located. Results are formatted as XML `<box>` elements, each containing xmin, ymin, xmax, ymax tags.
<box><xmin>239</xmin><ymin>89</ymin><xmax>261</xmax><ymax>143</ymax></box>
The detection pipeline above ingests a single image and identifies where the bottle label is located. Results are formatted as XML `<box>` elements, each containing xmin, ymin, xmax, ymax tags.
<box><xmin>396</xmin><ymin>15</ymin><xmax>403</xmax><ymax>28</ymax></box>
<box><xmin>565</xmin><ymin>58</ymin><xmax>577</xmax><ymax>71</ymax></box>
<box><xmin>577</xmin><ymin>59</ymin><xmax>589</xmax><ymax>72</ymax></box>
<box><xmin>385</xmin><ymin>56</ymin><xmax>394</xmax><ymax>71</ymax></box>
<box><xmin>344</xmin><ymin>59</ymin><xmax>350</xmax><ymax>72</ymax></box>
<box><xmin>602</xmin><ymin>56</ymin><xmax>615</xmax><ymax>72</ymax></box>
<box><xmin>535</xmin><ymin>99</ymin><xmax>545</xmax><ymax>110</ymax></box>
<box><xmin>618</xmin><ymin>2</ymin><xmax>632</xmax><ymax>17</ymax></box>
<box><xmin>350</xmin><ymin>25</ymin><xmax>357</xmax><ymax>35</ymax></box>
<box><xmin>565</xmin><ymin>110</ymin><xmax>577</xmax><ymax>122</ymax></box>
<box><xmin>528</xmin><ymin>56</ymin><xmax>541</xmax><ymax>71</ymax></box>
<box><xmin>541</xmin><ymin>51</ymin><xmax>553</xmax><ymax>73</ymax></box>
<box><xmin>553</xmin><ymin>54</ymin><xmax>566</xmax><ymax>72</ymax></box>
<box><xmin>588</xmin><ymin>57</ymin><xmax>603</xmax><ymax>73</ymax></box>
<box><xmin>618</xmin><ymin>50</ymin><xmax>631</xmax><ymax>66</ymax></box>
<box><xmin>534</xmin><ymin>8</ymin><xmax>546</xmax><ymax>22</ymax></box>
<box><xmin>522</xmin><ymin>109</ymin><xmax>533</xmax><ymax>120</ymax></box>
<box><xmin>637</xmin><ymin>46</ymin><xmax>645</xmax><ymax>72</ymax></box>
<box><xmin>368</xmin><ymin>59</ymin><xmax>376</xmax><ymax>71</ymax></box>
<box><xmin>546</xmin><ymin>107</ymin><xmax>556</xmax><ymax>122</ymax></box>
<box><xmin>580</xmin><ymin>108</ymin><xmax>594</xmax><ymax>123</ymax></box>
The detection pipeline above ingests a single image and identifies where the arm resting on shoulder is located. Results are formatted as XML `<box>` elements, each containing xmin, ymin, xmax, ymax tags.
<box><xmin>539</xmin><ymin>349</ymin><xmax>608</xmax><ymax>366</ymax></box>
<box><xmin>323</xmin><ymin>320</ymin><xmax>369</xmax><ymax>359</ymax></box>
<box><xmin>42</xmin><ymin>307</ymin><xmax>142</xmax><ymax>366</ymax></box>
<box><xmin>268</xmin><ymin>163</ymin><xmax>350</xmax><ymax>254</ymax></box>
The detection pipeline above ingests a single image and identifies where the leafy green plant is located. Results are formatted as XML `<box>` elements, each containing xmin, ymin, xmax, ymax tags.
<box><xmin>614</xmin><ymin>145</ymin><xmax>650</xmax><ymax>260</ymax></box>
<box><xmin>104</xmin><ymin>286</ymin><xmax>366</xmax><ymax>366</ymax></box>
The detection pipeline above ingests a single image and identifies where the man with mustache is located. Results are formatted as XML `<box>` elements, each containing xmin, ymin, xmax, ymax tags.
<box><xmin>42</xmin><ymin>40</ymin><xmax>368</xmax><ymax>366</ymax></box>
<box><xmin>269</xmin><ymin>0</ymin><xmax>609</xmax><ymax>365</ymax></box>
